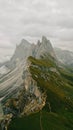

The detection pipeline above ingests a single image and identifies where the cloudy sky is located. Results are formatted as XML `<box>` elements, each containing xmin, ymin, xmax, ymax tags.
<box><xmin>0</xmin><ymin>0</ymin><xmax>73</xmax><ymax>62</ymax></box>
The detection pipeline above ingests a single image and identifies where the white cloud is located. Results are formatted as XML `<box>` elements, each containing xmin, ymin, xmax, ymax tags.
<box><xmin>0</xmin><ymin>0</ymin><xmax>73</xmax><ymax>62</ymax></box>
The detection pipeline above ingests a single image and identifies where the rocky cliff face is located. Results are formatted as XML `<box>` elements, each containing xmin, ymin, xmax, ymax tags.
<box><xmin>35</xmin><ymin>36</ymin><xmax>56</xmax><ymax>59</ymax></box>
<box><xmin>23</xmin><ymin>63</ymin><xmax>41</xmax><ymax>98</ymax></box>
<box><xmin>1</xmin><ymin>36</ymin><xmax>73</xmax><ymax>130</ymax></box>
<box><xmin>6</xmin><ymin>39</ymin><xmax>32</xmax><ymax>69</ymax></box>
<box><xmin>0</xmin><ymin>36</ymin><xmax>56</xmax><ymax>104</ymax></box>
<box><xmin>11</xmin><ymin>39</ymin><xmax>31</xmax><ymax>61</ymax></box>
<box><xmin>0</xmin><ymin>36</ymin><xmax>56</xmax><ymax>70</ymax></box>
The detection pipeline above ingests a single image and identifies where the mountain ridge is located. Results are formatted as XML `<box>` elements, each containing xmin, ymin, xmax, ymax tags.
<box><xmin>0</xmin><ymin>36</ymin><xmax>73</xmax><ymax>130</ymax></box>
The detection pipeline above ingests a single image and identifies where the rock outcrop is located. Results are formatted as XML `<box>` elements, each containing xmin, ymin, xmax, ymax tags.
<box><xmin>35</xmin><ymin>36</ymin><xmax>56</xmax><ymax>59</ymax></box>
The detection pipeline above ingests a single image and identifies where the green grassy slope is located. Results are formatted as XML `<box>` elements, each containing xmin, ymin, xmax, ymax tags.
<box><xmin>8</xmin><ymin>110</ymin><xmax>73</xmax><ymax>130</ymax></box>
<box><xmin>28</xmin><ymin>56</ymin><xmax>73</xmax><ymax>112</ymax></box>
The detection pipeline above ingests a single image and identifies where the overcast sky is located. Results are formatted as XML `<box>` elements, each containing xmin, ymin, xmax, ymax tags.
<box><xmin>0</xmin><ymin>0</ymin><xmax>73</xmax><ymax>62</ymax></box>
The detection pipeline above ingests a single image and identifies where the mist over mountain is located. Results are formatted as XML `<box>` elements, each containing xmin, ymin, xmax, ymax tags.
<box><xmin>55</xmin><ymin>48</ymin><xmax>73</xmax><ymax>66</ymax></box>
<box><xmin>0</xmin><ymin>36</ymin><xmax>56</xmax><ymax>99</ymax></box>
<box><xmin>0</xmin><ymin>36</ymin><xmax>73</xmax><ymax>68</ymax></box>
<box><xmin>0</xmin><ymin>36</ymin><xmax>56</xmax><ymax>69</ymax></box>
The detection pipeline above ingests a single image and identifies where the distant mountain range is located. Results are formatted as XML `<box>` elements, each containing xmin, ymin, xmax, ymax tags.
<box><xmin>55</xmin><ymin>48</ymin><xmax>73</xmax><ymax>67</ymax></box>
<box><xmin>0</xmin><ymin>36</ymin><xmax>56</xmax><ymax>70</ymax></box>
<box><xmin>0</xmin><ymin>37</ymin><xmax>73</xmax><ymax>69</ymax></box>
<box><xmin>0</xmin><ymin>37</ymin><xmax>73</xmax><ymax>99</ymax></box>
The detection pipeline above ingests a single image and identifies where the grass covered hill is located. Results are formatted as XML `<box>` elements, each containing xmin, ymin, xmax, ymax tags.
<box><xmin>8</xmin><ymin>54</ymin><xmax>73</xmax><ymax>130</ymax></box>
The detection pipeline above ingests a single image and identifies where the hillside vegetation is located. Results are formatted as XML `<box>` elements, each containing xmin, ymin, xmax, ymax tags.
<box><xmin>8</xmin><ymin>55</ymin><xmax>73</xmax><ymax>130</ymax></box>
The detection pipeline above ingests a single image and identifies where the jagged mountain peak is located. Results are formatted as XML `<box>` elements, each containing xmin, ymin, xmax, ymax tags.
<box><xmin>6</xmin><ymin>39</ymin><xmax>32</xmax><ymax>69</ymax></box>
<box><xmin>42</xmin><ymin>36</ymin><xmax>48</xmax><ymax>43</ymax></box>
<box><xmin>42</xmin><ymin>36</ymin><xmax>53</xmax><ymax>49</ymax></box>
<box><xmin>42</xmin><ymin>36</ymin><xmax>51</xmax><ymax>45</ymax></box>
<box><xmin>0</xmin><ymin>36</ymin><xmax>56</xmax><ymax>70</ymax></box>
<box><xmin>37</xmin><ymin>40</ymin><xmax>41</xmax><ymax>46</ymax></box>
<box><xmin>17</xmin><ymin>39</ymin><xmax>31</xmax><ymax>48</ymax></box>
<box><xmin>36</xmin><ymin>36</ymin><xmax>56</xmax><ymax>59</ymax></box>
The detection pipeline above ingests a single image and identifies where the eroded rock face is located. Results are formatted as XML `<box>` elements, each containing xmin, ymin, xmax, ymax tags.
<box><xmin>7</xmin><ymin>36</ymin><xmax>56</xmax><ymax>69</ymax></box>
<box><xmin>0</xmin><ymin>36</ymin><xmax>55</xmax><ymax>105</ymax></box>
<box><xmin>35</xmin><ymin>36</ymin><xmax>56</xmax><ymax>59</ymax></box>
<box><xmin>7</xmin><ymin>39</ymin><xmax>32</xmax><ymax>69</ymax></box>
<box><xmin>23</xmin><ymin>62</ymin><xmax>41</xmax><ymax>98</ymax></box>
<box><xmin>0</xmin><ymin>36</ymin><xmax>56</xmax><ymax>70</ymax></box>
